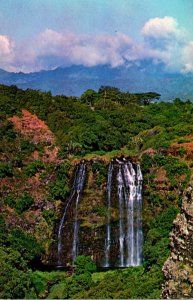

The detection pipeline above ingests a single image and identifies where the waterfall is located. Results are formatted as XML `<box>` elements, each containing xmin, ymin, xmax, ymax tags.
<box><xmin>136</xmin><ymin>164</ymin><xmax>143</xmax><ymax>266</ymax></box>
<box><xmin>124</xmin><ymin>161</ymin><xmax>143</xmax><ymax>266</ymax></box>
<box><xmin>117</xmin><ymin>166</ymin><xmax>125</xmax><ymax>267</ymax></box>
<box><xmin>57</xmin><ymin>158</ymin><xmax>142</xmax><ymax>268</ymax></box>
<box><xmin>57</xmin><ymin>161</ymin><xmax>86</xmax><ymax>266</ymax></box>
<box><xmin>104</xmin><ymin>163</ymin><xmax>113</xmax><ymax>267</ymax></box>
<box><xmin>71</xmin><ymin>161</ymin><xmax>86</xmax><ymax>265</ymax></box>
<box><xmin>104</xmin><ymin>159</ymin><xmax>143</xmax><ymax>268</ymax></box>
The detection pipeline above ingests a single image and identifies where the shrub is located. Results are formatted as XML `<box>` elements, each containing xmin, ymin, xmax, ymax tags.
<box><xmin>8</xmin><ymin>229</ymin><xmax>43</xmax><ymax>262</ymax></box>
<box><xmin>141</xmin><ymin>153</ymin><xmax>152</xmax><ymax>173</ymax></box>
<box><xmin>4</xmin><ymin>194</ymin><xmax>16</xmax><ymax>208</ymax></box>
<box><xmin>92</xmin><ymin>161</ymin><xmax>107</xmax><ymax>186</ymax></box>
<box><xmin>49</xmin><ymin>180</ymin><xmax>69</xmax><ymax>200</ymax></box>
<box><xmin>30</xmin><ymin>272</ymin><xmax>48</xmax><ymax>298</ymax></box>
<box><xmin>20</xmin><ymin>139</ymin><xmax>44</xmax><ymax>154</ymax></box>
<box><xmin>143</xmin><ymin>206</ymin><xmax>179</xmax><ymax>267</ymax></box>
<box><xmin>177</xmin><ymin>147</ymin><xmax>187</xmax><ymax>158</ymax></box>
<box><xmin>0</xmin><ymin>247</ymin><xmax>31</xmax><ymax>299</ymax></box>
<box><xmin>15</xmin><ymin>193</ymin><xmax>34</xmax><ymax>214</ymax></box>
<box><xmin>42</xmin><ymin>209</ymin><xmax>57</xmax><ymax>225</ymax></box>
<box><xmin>56</xmin><ymin>161</ymin><xmax>71</xmax><ymax>180</ymax></box>
<box><xmin>0</xmin><ymin>162</ymin><xmax>13</xmax><ymax>177</ymax></box>
<box><xmin>147</xmin><ymin>192</ymin><xmax>162</xmax><ymax>206</ymax></box>
<box><xmin>165</xmin><ymin>157</ymin><xmax>190</xmax><ymax>187</ymax></box>
<box><xmin>47</xmin><ymin>282</ymin><xmax>68</xmax><ymax>299</ymax></box>
<box><xmin>25</xmin><ymin>160</ymin><xmax>44</xmax><ymax>177</ymax></box>
<box><xmin>4</xmin><ymin>193</ymin><xmax>34</xmax><ymax>214</ymax></box>
<box><xmin>68</xmin><ymin>273</ymin><xmax>92</xmax><ymax>297</ymax></box>
<box><xmin>48</xmin><ymin>162</ymin><xmax>70</xmax><ymax>200</ymax></box>
<box><xmin>92</xmin><ymin>206</ymin><xmax>108</xmax><ymax>217</ymax></box>
<box><xmin>143</xmin><ymin>153</ymin><xmax>191</xmax><ymax>189</ymax></box>
<box><xmin>0</xmin><ymin>215</ymin><xmax>7</xmax><ymax>242</ymax></box>
<box><xmin>31</xmin><ymin>271</ymin><xmax>68</xmax><ymax>299</ymax></box>
<box><xmin>0</xmin><ymin>121</ymin><xmax>16</xmax><ymax>141</ymax></box>
<box><xmin>152</xmin><ymin>206</ymin><xmax>179</xmax><ymax>236</ymax></box>
<box><xmin>74</xmin><ymin>255</ymin><xmax>97</xmax><ymax>275</ymax></box>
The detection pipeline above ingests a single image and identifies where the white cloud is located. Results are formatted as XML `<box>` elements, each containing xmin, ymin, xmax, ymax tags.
<box><xmin>0</xmin><ymin>16</ymin><xmax>193</xmax><ymax>74</ymax></box>
<box><xmin>141</xmin><ymin>16</ymin><xmax>179</xmax><ymax>38</ymax></box>
<box><xmin>182</xmin><ymin>41</ymin><xmax>193</xmax><ymax>73</ymax></box>
<box><xmin>31</xmin><ymin>29</ymin><xmax>171</xmax><ymax>71</ymax></box>
<box><xmin>0</xmin><ymin>35</ymin><xmax>13</xmax><ymax>55</ymax></box>
<box><xmin>32</xmin><ymin>29</ymin><xmax>134</xmax><ymax>69</ymax></box>
<box><xmin>140</xmin><ymin>16</ymin><xmax>191</xmax><ymax>72</ymax></box>
<box><xmin>0</xmin><ymin>35</ymin><xmax>15</xmax><ymax>71</ymax></box>
<box><xmin>7</xmin><ymin>29</ymin><xmax>136</xmax><ymax>72</ymax></box>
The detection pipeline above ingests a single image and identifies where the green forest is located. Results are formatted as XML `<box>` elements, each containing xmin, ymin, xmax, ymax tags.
<box><xmin>0</xmin><ymin>84</ymin><xmax>193</xmax><ymax>298</ymax></box>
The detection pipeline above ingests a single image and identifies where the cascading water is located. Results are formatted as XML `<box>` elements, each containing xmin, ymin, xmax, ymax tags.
<box><xmin>57</xmin><ymin>161</ymin><xmax>86</xmax><ymax>266</ymax></box>
<box><xmin>104</xmin><ymin>163</ymin><xmax>113</xmax><ymax>267</ymax></box>
<box><xmin>117</xmin><ymin>166</ymin><xmax>125</xmax><ymax>267</ymax></box>
<box><xmin>103</xmin><ymin>159</ymin><xmax>143</xmax><ymax>268</ymax></box>
<box><xmin>124</xmin><ymin>162</ymin><xmax>143</xmax><ymax>266</ymax></box>
<box><xmin>71</xmin><ymin>161</ymin><xmax>86</xmax><ymax>265</ymax></box>
<box><xmin>56</xmin><ymin>158</ymin><xmax>142</xmax><ymax>269</ymax></box>
<box><xmin>135</xmin><ymin>164</ymin><xmax>143</xmax><ymax>266</ymax></box>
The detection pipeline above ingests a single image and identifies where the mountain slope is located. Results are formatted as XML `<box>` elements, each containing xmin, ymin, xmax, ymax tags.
<box><xmin>0</xmin><ymin>62</ymin><xmax>193</xmax><ymax>100</ymax></box>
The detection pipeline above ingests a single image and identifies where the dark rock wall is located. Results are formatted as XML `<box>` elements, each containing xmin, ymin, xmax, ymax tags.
<box><xmin>48</xmin><ymin>158</ymin><xmax>140</xmax><ymax>268</ymax></box>
<box><xmin>48</xmin><ymin>160</ymin><xmax>108</xmax><ymax>267</ymax></box>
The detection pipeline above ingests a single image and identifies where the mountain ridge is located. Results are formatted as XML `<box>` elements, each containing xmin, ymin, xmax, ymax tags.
<box><xmin>0</xmin><ymin>62</ymin><xmax>193</xmax><ymax>100</ymax></box>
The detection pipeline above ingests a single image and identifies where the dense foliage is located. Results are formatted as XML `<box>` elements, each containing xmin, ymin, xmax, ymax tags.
<box><xmin>0</xmin><ymin>84</ymin><xmax>192</xmax><ymax>298</ymax></box>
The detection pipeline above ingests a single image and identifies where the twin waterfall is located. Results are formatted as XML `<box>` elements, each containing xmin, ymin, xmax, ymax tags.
<box><xmin>57</xmin><ymin>159</ymin><xmax>143</xmax><ymax>268</ymax></box>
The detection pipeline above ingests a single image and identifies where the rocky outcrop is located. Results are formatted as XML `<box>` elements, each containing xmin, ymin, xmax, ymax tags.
<box><xmin>162</xmin><ymin>182</ymin><xmax>193</xmax><ymax>299</ymax></box>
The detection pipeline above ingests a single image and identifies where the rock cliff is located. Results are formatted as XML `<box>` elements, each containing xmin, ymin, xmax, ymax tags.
<box><xmin>162</xmin><ymin>181</ymin><xmax>193</xmax><ymax>298</ymax></box>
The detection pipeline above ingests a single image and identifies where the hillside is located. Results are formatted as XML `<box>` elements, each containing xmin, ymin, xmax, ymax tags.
<box><xmin>0</xmin><ymin>84</ymin><xmax>193</xmax><ymax>298</ymax></box>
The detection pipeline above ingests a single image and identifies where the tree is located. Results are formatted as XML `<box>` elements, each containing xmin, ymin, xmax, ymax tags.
<box><xmin>136</xmin><ymin>92</ymin><xmax>161</xmax><ymax>105</ymax></box>
<box><xmin>0</xmin><ymin>247</ymin><xmax>31</xmax><ymax>299</ymax></box>
<box><xmin>80</xmin><ymin>89</ymin><xmax>98</xmax><ymax>107</ymax></box>
<box><xmin>8</xmin><ymin>229</ymin><xmax>43</xmax><ymax>262</ymax></box>
<box><xmin>74</xmin><ymin>255</ymin><xmax>97</xmax><ymax>275</ymax></box>
<box><xmin>98</xmin><ymin>86</ymin><xmax>121</xmax><ymax>102</ymax></box>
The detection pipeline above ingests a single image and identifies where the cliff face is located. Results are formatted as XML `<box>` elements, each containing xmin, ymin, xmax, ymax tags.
<box><xmin>47</xmin><ymin>160</ymin><xmax>108</xmax><ymax>266</ymax></box>
<box><xmin>162</xmin><ymin>181</ymin><xmax>193</xmax><ymax>299</ymax></box>
<box><xmin>48</xmin><ymin>159</ymin><xmax>142</xmax><ymax>268</ymax></box>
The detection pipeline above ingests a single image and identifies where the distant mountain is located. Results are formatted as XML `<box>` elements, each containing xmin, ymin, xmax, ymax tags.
<box><xmin>0</xmin><ymin>62</ymin><xmax>193</xmax><ymax>100</ymax></box>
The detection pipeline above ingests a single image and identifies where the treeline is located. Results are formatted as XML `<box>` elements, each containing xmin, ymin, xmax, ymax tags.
<box><xmin>1</xmin><ymin>84</ymin><xmax>193</xmax><ymax>158</ymax></box>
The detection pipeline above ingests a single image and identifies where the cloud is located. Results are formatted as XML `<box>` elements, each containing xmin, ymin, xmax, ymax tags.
<box><xmin>33</xmin><ymin>29</ymin><xmax>134</xmax><ymax>69</ymax></box>
<box><xmin>23</xmin><ymin>26</ymin><xmax>182</xmax><ymax>72</ymax></box>
<box><xmin>0</xmin><ymin>35</ymin><xmax>15</xmax><ymax>71</ymax></box>
<box><xmin>9</xmin><ymin>29</ymin><xmax>137</xmax><ymax>72</ymax></box>
<box><xmin>141</xmin><ymin>16</ymin><xmax>190</xmax><ymax>72</ymax></box>
<box><xmin>0</xmin><ymin>16</ymin><xmax>193</xmax><ymax>74</ymax></box>
<box><xmin>141</xmin><ymin>16</ymin><xmax>180</xmax><ymax>38</ymax></box>
<box><xmin>182</xmin><ymin>41</ymin><xmax>193</xmax><ymax>73</ymax></box>
<box><xmin>0</xmin><ymin>35</ymin><xmax>13</xmax><ymax>55</ymax></box>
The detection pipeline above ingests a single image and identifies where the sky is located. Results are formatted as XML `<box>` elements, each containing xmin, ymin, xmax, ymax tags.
<box><xmin>0</xmin><ymin>0</ymin><xmax>193</xmax><ymax>73</ymax></box>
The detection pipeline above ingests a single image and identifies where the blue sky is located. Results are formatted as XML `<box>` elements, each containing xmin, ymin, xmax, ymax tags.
<box><xmin>0</xmin><ymin>0</ymin><xmax>193</xmax><ymax>72</ymax></box>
